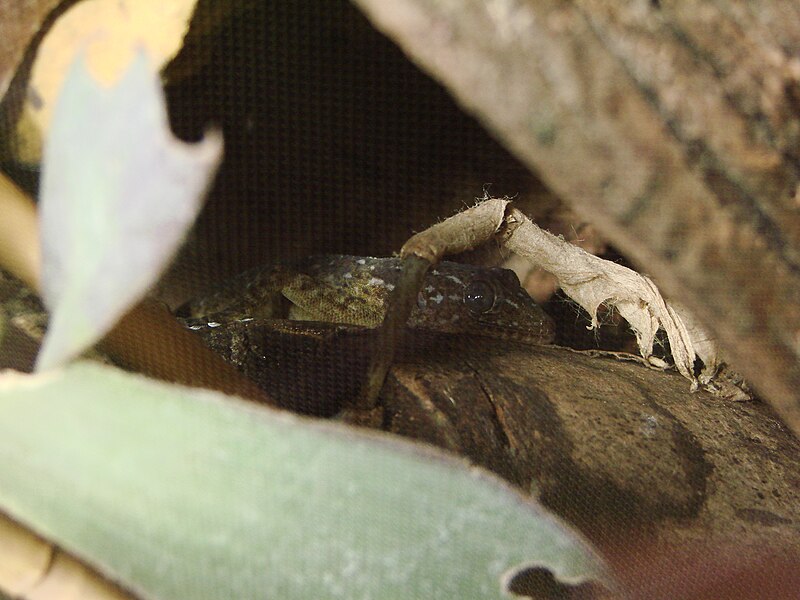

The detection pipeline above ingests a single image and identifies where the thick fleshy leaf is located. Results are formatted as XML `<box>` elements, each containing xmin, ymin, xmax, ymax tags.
<box><xmin>36</xmin><ymin>51</ymin><xmax>222</xmax><ymax>370</ymax></box>
<box><xmin>0</xmin><ymin>363</ymin><xmax>605</xmax><ymax>599</ymax></box>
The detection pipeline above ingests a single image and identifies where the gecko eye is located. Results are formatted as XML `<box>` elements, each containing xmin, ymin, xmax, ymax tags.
<box><xmin>464</xmin><ymin>280</ymin><xmax>496</xmax><ymax>314</ymax></box>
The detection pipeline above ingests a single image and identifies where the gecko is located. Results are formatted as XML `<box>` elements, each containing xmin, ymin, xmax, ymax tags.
<box><xmin>177</xmin><ymin>255</ymin><xmax>555</xmax><ymax>344</ymax></box>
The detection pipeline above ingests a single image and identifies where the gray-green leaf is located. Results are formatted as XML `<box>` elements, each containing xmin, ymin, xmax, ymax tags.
<box><xmin>0</xmin><ymin>363</ymin><xmax>606</xmax><ymax>598</ymax></box>
<box><xmin>36</xmin><ymin>50</ymin><xmax>222</xmax><ymax>370</ymax></box>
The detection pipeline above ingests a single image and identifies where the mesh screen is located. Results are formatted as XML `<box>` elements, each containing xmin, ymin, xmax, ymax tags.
<box><xmin>160</xmin><ymin>1</ymin><xmax>555</xmax><ymax>300</ymax></box>
<box><xmin>2</xmin><ymin>1</ymin><xmax>794</xmax><ymax>598</ymax></box>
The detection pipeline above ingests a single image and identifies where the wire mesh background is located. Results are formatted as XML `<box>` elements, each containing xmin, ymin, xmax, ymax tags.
<box><xmin>160</xmin><ymin>1</ymin><xmax>550</xmax><ymax>298</ymax></box>
<box><xmin>3</xmin><ymin>2</ymin><xmax>756</xmax><ymax>597</ymax></box>
<box><xmin>156</xmin><ymin>0</ymin><xmax>641</xmax><ymax>352</ymax></box>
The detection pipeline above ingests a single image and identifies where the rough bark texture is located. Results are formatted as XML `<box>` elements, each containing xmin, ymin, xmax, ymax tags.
<box><xmin>351</xmin><ymin>0</ymin><xmax>800</xmax><ymax>436</ymax></box>
<box><xmin>177</xmin><ymin>317</ymin><xmax>800</xmax><ymax>561</ymax></box>
<box><xmin>382</xmin><ymin>337</ymin><xmax>800</xmax><ymax>556</ymax></box>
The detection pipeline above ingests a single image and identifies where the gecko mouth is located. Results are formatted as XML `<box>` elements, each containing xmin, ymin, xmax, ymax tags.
<box><xmin>476</xmin><ymin>316</ymin><xmax>556</xmax><ymax>345</ymax></box>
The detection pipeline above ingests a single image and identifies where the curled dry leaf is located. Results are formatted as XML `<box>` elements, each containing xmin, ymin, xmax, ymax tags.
<box><xmin>36</xmin><ymin>50</ymin><xmax>222</xmax><ymax>371</ymax></box>
<box><xmin>503</xmin><ymin>205</ymin><xmax>700</xmax><ymax>384</ymax></box>
<box><xmin>403</xmin><ymin>198</ymin><xmax>718</xmax><ymax>386</ymax></box>
<box><xmin>350</xmin><ymin>0</ymin><xmax>800</xmax><ymax>437</ymax></box>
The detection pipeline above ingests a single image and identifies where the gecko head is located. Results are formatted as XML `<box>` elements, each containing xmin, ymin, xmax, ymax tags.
<box><xmin>410</xmin><ymin>262</ymin><xmax>555</xmax><ymax>344</ymax></box>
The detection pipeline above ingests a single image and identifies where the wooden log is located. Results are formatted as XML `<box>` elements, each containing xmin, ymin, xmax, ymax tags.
<box><xmin>351</xmin><ymin>0</ymin><xmax>800</xmax><ymax>436</ymax></box>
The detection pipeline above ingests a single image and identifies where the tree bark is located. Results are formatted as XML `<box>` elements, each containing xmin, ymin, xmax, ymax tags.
<box><xmin>180</xmin><ymin>318</ymin><xmax>800</xmax><ymax>557</ymax></box>
<box><xmin>351</xmin><ymin>0</ymin><xmax>800</xmax><ymax>437</ymax></box>
<box><xmin>381</xmin><ymin>337</ymin><xmax>800</xmax><ymax>555</ymax></box>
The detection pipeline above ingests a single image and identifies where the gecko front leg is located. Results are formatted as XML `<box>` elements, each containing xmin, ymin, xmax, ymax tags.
<box><xmin>358</xmin><ymin>202</ymin><xmax>512</xmax><ymax>413</ymax></box>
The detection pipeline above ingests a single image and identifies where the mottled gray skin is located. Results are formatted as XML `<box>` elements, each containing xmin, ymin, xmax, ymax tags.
<box><xmin>179</xmin><ymin>255</ymin><xmax>554</xmax><ymax>344</ymax></box>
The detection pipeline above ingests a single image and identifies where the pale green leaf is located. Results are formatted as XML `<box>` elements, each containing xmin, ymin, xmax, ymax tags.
<box><xmin>36</xmin><ymin>51</ymin><xmax>222</xmax><ymax>370</ymax></box>
<box><xmin>0</xmin><ymin>363</ymin><xmax>606</xmax><ymax>598</ymax></box>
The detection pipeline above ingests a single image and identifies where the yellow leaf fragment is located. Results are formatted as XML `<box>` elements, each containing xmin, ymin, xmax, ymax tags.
<box><xmin>0</xmin><ymin>515</ymin><xmax>51</xmax><ymax>596</ymax></box>
<box><xmin>13</xmin><ymin>0</ymin><xmax>200</xmax><ymax>164</ymax></box>
<box><xmin>0</xmin><ymin>0</ymin><xmax>62</xmax><ymax>103</ymax></box>
<box><xmin>27</xmin><ymin>553</ymin><xmax>133</xmax><ymax>600</ymax></box>
<box><xmin>0</xmin><ymin>173</ymin><xmax>40</xmax><ymax>290</ymax></box>
<box><xmin>0</xmin><ymin>512</ymin><xmax>136</xmax><ymax>600</ymax></box>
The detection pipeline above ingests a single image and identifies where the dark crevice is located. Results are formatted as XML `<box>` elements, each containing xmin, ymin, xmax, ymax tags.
<box><xmin>463</xmin><ymin>358</ymin><xmax>514</xmax><ymax>452</ymax></box>
<box><xmin>640</xmin><ymin>389</ymin><xmax>713</xmax><ymax>518</ymax></box>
